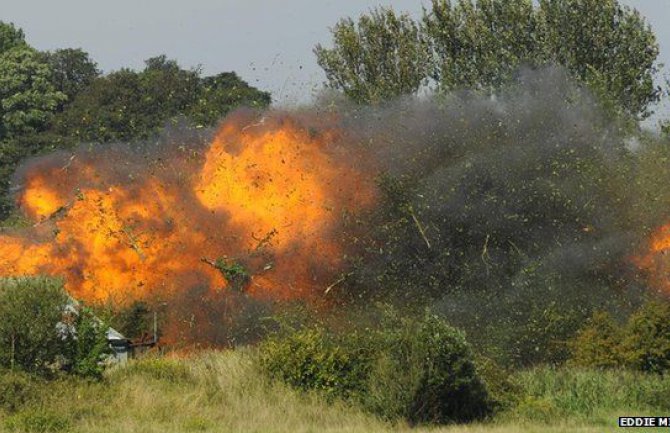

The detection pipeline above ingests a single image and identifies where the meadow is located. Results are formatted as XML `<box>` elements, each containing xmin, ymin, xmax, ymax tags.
<box><xmin>2</xmin><ymin>349</ymin><xmax>669</xmax><ymax>433</ymax></box>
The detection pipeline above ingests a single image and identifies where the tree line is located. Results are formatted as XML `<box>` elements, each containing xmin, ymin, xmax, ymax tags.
<box><xmin>315</xmin><ymin>0</ymin><xmax>664</xmax><ymax>124</ymax></box>
<box><xmin>0</xmin><ymin>22</ymin><xmax>271</xmax><ymax>220</ymax></box>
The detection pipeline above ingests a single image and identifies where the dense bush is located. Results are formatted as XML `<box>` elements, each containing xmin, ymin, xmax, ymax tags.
<box><xmin>0</xmin><ymin>276</ymin><xmax>109</xmax><ymax>377</ymax></box>
<box><xmin>64</xmin><ymin>306</ymin><xmax>111</xmax><ymax>378</ymax></box>
<box><xmin>259</xmin><ymin>326</ymin><xmax>370</xmax><ymax>400</ymax></box>
<box><xmin>570</xmin><ymin>311</ymin><xmax>624</xmax><ymax>369</ymax></box>
<box><xmin>570</xmin><ymin>301</ymin><xmax>670</xmax><ymax>374</ymax></box>
<box><xmin>364</xmin><ymin>313</ymin><xmax>492</xmax><ymax>424</ymax></box>
<box><xmin>620</xmin><ymin>301</ymin><xmax>670</xmax><ymax>374</ymax></box>
<box><xmin>260</xmin><ymin>311</ymin><xmax>492</xmax><ymax>424</ymax></box>
<box><xmin>473</xmin><ymin>356</ymin><xmax>523</xmax><ymax>412</ymax></box>
<box><xmin>0</xmin><ymin>277</ymin><xmax>70</xmax><ymax>373</ymax></box>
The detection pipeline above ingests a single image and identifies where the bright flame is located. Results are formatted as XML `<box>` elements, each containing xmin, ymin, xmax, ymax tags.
<box><xmin>636</xmin><ymin>224</ymin><xmax>670</xmax><ymax>293</ymax></box>
<box><xmin>0</xmin><ymin>113</ymin><xmax>375</xmax><ymax>313</ymax></box>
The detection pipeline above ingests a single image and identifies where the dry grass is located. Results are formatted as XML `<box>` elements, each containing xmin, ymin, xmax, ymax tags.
<box><xmin>1</xmin><ymin>350</ymin><xmax>664</xmax><ymax>433</ymax></box>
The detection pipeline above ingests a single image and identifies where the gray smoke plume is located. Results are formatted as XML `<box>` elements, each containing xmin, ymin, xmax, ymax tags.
<box><xmin>319</xmin><ymin>66</ymin><xmax>653</xmax><ymax>365</ymax></box>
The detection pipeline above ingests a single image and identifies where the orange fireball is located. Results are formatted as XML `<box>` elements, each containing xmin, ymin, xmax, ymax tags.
<box><xmin>0</xmin><ymin>112</ymin><xmax>376</xmax><ymax>309</ymax></box>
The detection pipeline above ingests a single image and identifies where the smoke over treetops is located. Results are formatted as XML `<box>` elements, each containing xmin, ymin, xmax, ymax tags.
<box><xmin>0</xmin><ymin>67</ymin><xmax>668</xmax><ymax>346</ymax></box>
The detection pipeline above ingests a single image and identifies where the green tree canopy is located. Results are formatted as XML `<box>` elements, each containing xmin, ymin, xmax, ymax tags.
<box><xmin>0</xmin><ymin>46</ymin><xmax>65</xmax><ymax>140</ymax></box>
<box><xmin>52</xmin><ymin>68</ymin><xmax>147</xmax><ymax>142</ymax></box>
<box><xmin>314</xmin><ymin>7</ymin><xmax>428</xmax><ymax>104</ymax></box>
<box><xmin>140</xmin><ymin>55</ymin><xmax>201</xmax><ymax>119</ymax></box>
<box><xmin>0</xmin><ymin>22</ymin><xmax>26</xmax><ymax>55</ymax></box>
<box><xmin>0</xmin><ymin>24</ymin><xmax>271</xmax><ymax>222</ymax></box>
<box><xmin>40</xmin><ymin>48</ymin><xmax>100</xmax><ymax>108</ymax></box>
<box><xmin>537</xmin><ymin>0</ymin><xmax>660</xmax><ymax>119</ymax></box>
<box><xmin>424</xmin><ymin>0</ymin><xmax>544</xmax><ymax>91</ymax></box>
<box><xmin>661</xmin><ymin>78</ymin><xmax>670</xmax><ymax>137</ymax></box>
<box><xmin>316</xmin><ymin>0</ymin><xmax>661</xmax><ymax>119</ymax></box>
<box><xmin>188</xmin><ymin>72</ymin><xmax>271</xmax><ymax>126</ymax></box>
<box><xmin>53</xmin><ymin>56</ymin><xmax>271</xmax><ymax>143</ymax></box>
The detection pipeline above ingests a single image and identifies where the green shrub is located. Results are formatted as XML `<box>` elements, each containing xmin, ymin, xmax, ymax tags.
<box><xmin>569</xmin><ymin>311</ymin><xmax>624</xmax><ymax>369</ymax></box>
<box><xmin>474</xmin><ymin>356</ymin><xmax>523</xmax><ymax>411</ymax></box>
<box><xmin>0</xmin><ymin>276</ymin><xmax>110</xmax><ymax>378</ymax></box>
<box><xmin>259</xmin><ymin>327</ymin><xmax>370</xmax><ymax>400</ymax></box>
<box><xmin>569</xmin><ymin>301</ymin><xmax>670</xmax><ymax>374</ymax></box>
<box><xmin>64</xmin><ymin>306</ymin><xmax>110</xmax><ymax>379</ymax></box>
<box><xmin>259</xmin><ymin>311</ymin><xmax>492</xmax><ymax>424</ymax></box>
<box><xmin>361</xmin><ymin>313</ymin><xmax>491</xmax><ymax>424</ymax></box>
<box><xmin>0</xmin><ymin>277</ymin><xmax>70</xmax><ymax>374</ymax></box>
<box><xmin>620</xmin><ymin>301</ymin><xmax>670</xmax><ymax>374</ymax></box>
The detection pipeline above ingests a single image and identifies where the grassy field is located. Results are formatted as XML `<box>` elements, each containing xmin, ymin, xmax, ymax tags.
<box><xmin>1</xmin><ymin>350</ymin><xmax>668</xmax><ymax>433</ymax></box>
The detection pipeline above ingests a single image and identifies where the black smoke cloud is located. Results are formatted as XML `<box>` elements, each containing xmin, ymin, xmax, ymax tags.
<box><xmin>318</xmin><ymin>66</ymin><xmax>653</xmax><ymax>364</ymax></box>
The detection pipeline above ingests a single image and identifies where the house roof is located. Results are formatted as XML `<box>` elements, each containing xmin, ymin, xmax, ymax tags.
<box><xmin>106</xmin><ymin>327</ymin><xmax>128</xmax><ymax>342</ymax></box>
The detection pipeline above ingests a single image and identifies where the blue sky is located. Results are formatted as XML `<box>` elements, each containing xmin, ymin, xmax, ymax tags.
<box><xmin>3</xmin><ymin>0</ymin><xmax>669</xmax><ymax>120</ymax></box>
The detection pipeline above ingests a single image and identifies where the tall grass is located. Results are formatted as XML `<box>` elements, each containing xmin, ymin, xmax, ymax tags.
<box><xmin>503</xmin><ymin>367</ymin><xmax>670</xmax><ymax>426</ymax></box>
<box><xmin>1</xmin><ymin>349</ymin><xmax>394</xmax><ymax>433</ymax></box>
<box><xmin>1</xmin><ymin>351</ymin><xmax>669</xmax><ymax>433</ymax></box>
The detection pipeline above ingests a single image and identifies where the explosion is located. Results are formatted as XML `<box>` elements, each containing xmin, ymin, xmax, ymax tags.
<box><xmin>0</xmin><ymin>111</ymin><xmax>375</xmax><ymax>312</ymax></box>
<box><xmin>2</xmin><ymin>68</ymin><xmax>669</xmax><ymax>348</ymax></box>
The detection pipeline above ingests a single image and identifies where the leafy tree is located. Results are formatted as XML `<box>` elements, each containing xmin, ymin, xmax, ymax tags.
<box><xmin>569</xmin><ymin>301</ymin><xmax>670</xmax><ymax>374</ymax></box>
<box><xmin>0</xmin><ymin>47</ymin><xmax>65</xmax><ymax>140</ymax></box>
<box><xmin>0</xmin><ymin>277</ymin><xmax>70</xmax><ymax>373</ymax></box>
<box><xmin>424</xmin><ymin>0</ymin><xmax>543</xmax><ymax>92</ymax></box>
<box><xmin>188</xmin><ymin>72</ymin><xmax>271</xmax><ymax>126</ymax></box>
<box><xmin>317</xmin><ymin>0</ymin><xmax>661</xmax><ymax>118</ymax></box>
<box><xmin>0</xmin><ymin>25</ymin><xmax>269</xmax><ymax>222</ymax></box>
<box><xmin>538</xmin><ymin>0</ymin><xmax>660</xmax><ymax>119</ymax></box>
<box><xmin>569</xmin><ymin>311</ymin><xmax>624</xmax><ymax>369</ymax></box>
<box><xmin>40</xmin><ymin>48</ymin><xmax>100</xmax><ymax>108</ymax></box>
<box><xmin>0</xmin><ymin>24</ymin><xmax>68</xmax><ymax>221</ymax></box>
<box><xmin>64</xmin><ymin>306</ymin><xmax>110</xmax><ymax>378</ymax></box>
<box><xmin>620</xmin><ymin>301</ymin><xmax>670</xmax><ymax>374</ymax></box>
<box><xmin>52</xmin><ymin>56</ymin><xmax>198</xmax><ymax>143</ymax></box>
<box><xmin>0</xmin><ymin>140</ymin><xmax>24</xmax><ymax>218</ymax></box>
<box><xmin>260</xmin><ymin>310</ymin><xmax>492</xmax><ymax>424</ymax></box>
<box><xmin>139</xmin><ymin>55</ymin><xmax>200</xmax><ymax>122</ymax></box>
<box><xmin>53</xmin><ymin>56</ymin><xmax>271</xmax><ymax>143</ymax></box>
<box><xmin>315</xmin><ymin>7</ymin><xmax>428</xmax><ymax>104</ymax></box>
<box><xmin>0</xmin><ymin>22</ymin><xmax>26</xmax><ymax>55</ymax></box>
<box><xmin>0</xmin><ymin>277</ymin><xmax>109</xmax><ymax>377</ymax></box>
<box><xmin>51</xmin><ymin>68</ymin><xmax>145</xmax><ymax>142</ymax></box>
